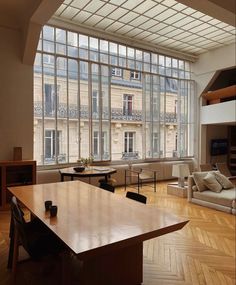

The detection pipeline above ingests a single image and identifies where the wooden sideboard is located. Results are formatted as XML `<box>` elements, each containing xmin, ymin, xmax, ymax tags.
<box><xmin>0</xmin><ymin>160</ymin><xmax>36</xmax><ymax>210</ymax></box>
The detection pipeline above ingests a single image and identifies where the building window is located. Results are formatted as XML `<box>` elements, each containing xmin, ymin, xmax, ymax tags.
<box><xmin>44</xmin><ymin>84</ymin><xmax>58</xmax><ymax>116</ymax></box>
<box><xmin>112</xmin><ymin>68</ymin><xmax>122</xmax><ymax>77</ymax></box>
<box><xmin>124</xmin><ymin>132</ymin><xmax>135</xmax><ymax>153</ymax></box>
<box><xmin>123</xmin><ymin>94</ymin><xmax>133</xmax><ymax>116</ymax></box>
<box><xmin>92</xmin><ymin>91</ymin><xmax>98</xmax><ymax>114</ymax></box>
<box><xmin>130</xmin><ymin>71</ymin><xmax>141</xmax><ymax>80</ymax></box>
<box><xmin>93</xmin><ymin>131</ymin><xmax>107</xmax><ymax>158</ymax></box>
<box><xmin>93</xmin><ymin>131</ymin><xmax>99</xmax><ymax>156</ymax></box>
<box><xmin>153</xmin><ymin>133</ymin><xmax>159</xmax><ymax>154</ymax></box>
<box><xmin>45</xmin><ymin>130</ymin><xmax>61</xmax><ymax>161</ymax></box>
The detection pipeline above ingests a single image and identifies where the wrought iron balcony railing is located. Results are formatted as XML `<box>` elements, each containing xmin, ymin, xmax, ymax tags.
<box><xmin>34</xmin><ymin>102</ymin><xmax>178</xmax><ymax>123</ymax></box>
<box><xmin>121</xmin><ymin>151</ymin><xmax>140</xmax><ymax>160</ymax></box>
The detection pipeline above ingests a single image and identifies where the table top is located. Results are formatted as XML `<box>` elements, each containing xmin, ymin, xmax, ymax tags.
<box><xmin>8</xmin><ymin>181</ymin><xmax>188</xmax><ymax>258</ymax></box>
<box><xmin>59</xmin><ymin>166</ymin><xmax>117</xmax><ymax>177</ymax></box>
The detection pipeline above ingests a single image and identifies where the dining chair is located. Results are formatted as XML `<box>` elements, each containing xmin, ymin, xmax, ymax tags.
<box><xmin>100</xmin><ymin>182</ymin><xmax>115</xmax><ymax>193</ymax></box>
<box><xmin>139</xmin><ymin>168</ymin><xmax>157</xmax><ymax>192</ymax></box>
<box><xmin>126</xmin><ymin>191</ymin><xmax>147</xmax><ymax>204</ymax></box>
<box><xmin>9</xmin><ymin>196</ymin><xmax>66</xmax><ymax>280</ymax></box>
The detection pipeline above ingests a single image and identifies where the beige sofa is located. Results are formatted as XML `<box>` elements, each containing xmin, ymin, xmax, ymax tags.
<box><xmin>188</xmin><ymin>171</ymin><xmax>236</xmax><ymax>214</ymax></box>
<box><xmin>37</xmin><ymin>160</ymin><xmax>194</xmax><ymax>186</ymax></box>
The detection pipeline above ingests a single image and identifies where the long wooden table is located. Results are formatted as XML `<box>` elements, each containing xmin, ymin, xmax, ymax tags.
<box><xmin>8</xmin><ymin>181</ymin><xmax>188</xmax><ymax>285</ymax></box>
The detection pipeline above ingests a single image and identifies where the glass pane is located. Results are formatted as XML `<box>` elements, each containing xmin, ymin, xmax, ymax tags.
<box><xmin>57</xmin><ymin>57</ymin><xmax>68</xmax><ymax>163</ymax></box>
<box><xmin>80</xmin><ymin>61</ymin><xmax>90</xmax><ymax>159</ymax></box>
<box><xmin>68</xmin><ymin>59</ymin><xmax>79</xmax><ymax>163</ymax></box>
<box><xmin>68</xmin><ymin>31</ymin><xmax>78</xmax><ymax>46</ymax></box>
<box><xmin>34</xmin><ymin>53</ymin><xmax>43</xmax><ymax>165</ymax></box>
<box><xmin>43</xmin><ymin>26</ymin><xmax>54</xmax><ymax>41</ymax></box>
<box><xmin>56</xmin><ymin>28</ymin><xmax>66</xmax><ymax>44</ymax></box>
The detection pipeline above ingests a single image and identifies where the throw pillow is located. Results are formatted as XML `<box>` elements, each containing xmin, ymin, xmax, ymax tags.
<box><xmin>214</xmin><ymin>172</ymin><xmax>234</xmax><ymax>189</ymax></box>
<box><xmin>192</xmin><ymin>171</ymin><xmax>213</xmax><ymax>192</ymax></box>
<box><xmin>203</xmin><ymin>173</ymin><xmax>222</xmax><ymax>193</ymax></box>
<box><xmin>192</xmin><ymin>185</ymin><xmax>198</xmax><ymax>192</ymax></box>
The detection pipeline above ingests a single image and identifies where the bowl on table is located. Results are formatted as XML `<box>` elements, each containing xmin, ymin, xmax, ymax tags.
<box><xmin>73</xmin><ymin>166</ymin><xmax>85</xmax><ymax>172</ymax></box>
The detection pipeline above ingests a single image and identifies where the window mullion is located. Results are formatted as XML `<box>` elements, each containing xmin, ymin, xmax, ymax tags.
<box><xmin>88</xmin><ymin>63</ymin><xmax>92</xmax><ymax>158</ymax></box>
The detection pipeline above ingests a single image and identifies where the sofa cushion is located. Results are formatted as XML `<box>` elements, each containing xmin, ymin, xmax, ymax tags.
<box><xmin>203</xmin><ymin>173</ymin><xmax>222</xmax><ymax>193</ymax></box>
<box><xmin>214</xmin><ymin>172</ymin><xmax>234</xmax><ymax>189</ymax></box>
<box><xmin>193</xmin><ymin>188</ymin><xmax>236</xmax><ymax>208</ymax></box>
<box><xmin>192</xmin><ymin>171</ymin><xmax>218</xmax><ymax>192</ymax></box>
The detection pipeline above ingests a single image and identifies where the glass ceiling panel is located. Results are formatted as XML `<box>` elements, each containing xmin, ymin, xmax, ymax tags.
<box><xmin>71</xmin><ymin>0</ymin><xmax>90</xmax><ymax>10</ymax></box>
<box><xmin>95</xmin><ymin>18</ymin><xmax>115</xmax><ymax>29</ymax></box>
<box><xmin>162</xmin><ymin>0</ymin><xmax>178</xmax><ymax>7</ymax></box>
<box><xmin>84</xmin><ymin>0</ymin><xmax>105</xmax><ymax>13</ymax></box>
<box><xmin>139</xmin><ymin>19</ymin><xmax>158</xmax><ymax>30</ymax></box>
<box><xmin>173</xmin><ymin>17</ymin><xmax>195</xmax><ymax>27</ymax></box>
<box><xmin>117</xmin><ymin>25</ymin><xmax>134</xmax><ymax>34</ymax></box>
<box><xmin>122</xmin><ymin>0</ymin><xmax>144</xmax><ymax>10</ymax></box>
<box><xmin>110</xmin><ymin>0</ymin><xmax>126</xmax><ymax>5</ymax></box>
<box><xmin>172</xmin><ymin>3</ymin><xmax>187</xmax><ymax>11</ymax></box>
<box><xmin>135</xmin><ymin>31</ymin><xmax>152</xmax><ymax>39</ymax></box>
<box><xmin>73</xmin><ymin>11</ymin><xmax>92</xmax><ymax>23</ymax></box>
<box><xmin>61</xmin><ymin>7</ymin><xmax>79</xmax><ymax>19</ymax></box>
<box><xmin>56</xmin><ymin>0</ymin><xmax>235</xmax><ymax>56</ymax></box>
<box><xmin>106</xmin><ymin>22</ymin><xmax>124</xmax><ymax>32</ymax></box>
<box><xmin>133</xmin><ymin>1</ymin><xmax>157</xmax><ymax>14</ymax></box>
<box><xmin>130</xmin><ymin>15</ymin><xmax>150</xmax><ymax>27</ymax></box>
<box><xmin>84</xmin><ymin>15</ymin><xmax>104</xmax><ymax>26</ymax></box>
<box><xmin>109</xmin><ymin>7</ymin><xmax>128</xmax><ymax>20</ymax></box>
<box><xmin>119</xmin><ymin>11</ymin><xmax>139</xmax><ymax>24</ymax></box>
<box><xmin>96</xmin><ymin>4</ymin><xmax>117</xmax><ymax>16</ymax></box>
<box><xmin>125</xmin><ymin>28</ymin><xmax>143</xmax><ymax>37</ymax></box>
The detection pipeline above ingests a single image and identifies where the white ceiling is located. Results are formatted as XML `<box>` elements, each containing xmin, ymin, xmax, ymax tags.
<box><xmin>53</xmin><ymin>0</ymin><xmax>236</xmax><ymax>57</ymax></box>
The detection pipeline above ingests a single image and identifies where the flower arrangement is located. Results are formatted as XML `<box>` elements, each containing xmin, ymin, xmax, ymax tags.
<box><xmin>78</xmin><ymin>156</ymin><xmax>94</xmax><ymax>168</ymax></box>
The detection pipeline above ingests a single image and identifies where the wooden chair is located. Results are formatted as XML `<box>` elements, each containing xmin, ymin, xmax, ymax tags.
<box><xmin>200</xmin><ymin>164</ymin><xmax>212</xmax><ymax>171</ymax></box>
<box><xmin>9</xmin><ymin>196</ymin><xmax>65</xmax><ymax>280</ymax></box>
<box><xmin>126</xmin><ymin>191</ymin><xmax>147</xmax><ymax>204</ymax></box>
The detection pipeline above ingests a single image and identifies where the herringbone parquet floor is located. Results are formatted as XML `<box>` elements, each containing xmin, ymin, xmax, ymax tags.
<box><xmin>0</xmin><ymin>181</ymin><xmax>235</xmax><ymax>285</ymax></box>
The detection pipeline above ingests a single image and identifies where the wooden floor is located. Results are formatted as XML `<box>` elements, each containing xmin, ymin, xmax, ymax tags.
<box><xmin>0</xmin><ymin>181</ymin><xmax>235</xmax><ymax>285</ymax></box>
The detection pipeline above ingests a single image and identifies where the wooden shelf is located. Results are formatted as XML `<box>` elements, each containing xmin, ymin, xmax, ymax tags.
<box><xmin>0</xmin><ymin>160</ymin><xmax>36</xmax><ymax>210</ymax></box>
<box><xmin>202</xmin><ymin>85</ymin><xmax>236</xmax><ymax>104</ymax></box>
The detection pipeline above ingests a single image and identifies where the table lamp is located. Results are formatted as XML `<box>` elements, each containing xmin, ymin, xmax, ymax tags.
<box><xmin>172</xmin><ymin>164</ymin><xmax>190</xmax><ymax>187</ymax></box>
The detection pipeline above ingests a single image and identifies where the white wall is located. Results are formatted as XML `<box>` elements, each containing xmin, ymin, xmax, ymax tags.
<box><xmin>0</xmin><ymin>27</ymin><xmax>33</xmax><ymax>160</ymax></box>
<box><xmin>192</xmin><ymin>43</ymin><xmax>236</xmax><ymax>96</ymax></box>
<box><xmin>201</xmin><ymin>101</ymin><xmax>236</xmax><ymax>125</ymax></box>
<box><xmin>192</xmin><ymin>42</ymin><xmax>236</xmax><ymax>165</ymax></box>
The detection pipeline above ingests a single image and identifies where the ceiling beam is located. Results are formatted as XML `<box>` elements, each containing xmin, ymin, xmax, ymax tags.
<box><xmin>176</xmin><ymin>0</ymin><xmax>236</xmax><ymax>27</ymax></box>
<box><xmin>22</xmin><ymin>0</ymin><xmax>64</xmax><ymax>65</ymax></box>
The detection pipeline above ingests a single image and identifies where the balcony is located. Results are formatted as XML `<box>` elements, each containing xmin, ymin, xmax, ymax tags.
<box><xmin>34</xmin><ymin>102</ymin><xmax>178</xmax><ymax>123</ymax></box>
<box><xmin>121</xmin><ymin>151</ymin><xmax>140</xmax><ymax>160</ymax></box>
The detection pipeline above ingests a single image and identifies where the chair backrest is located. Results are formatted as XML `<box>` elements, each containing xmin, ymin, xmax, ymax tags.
<box><xmin>126</xmin><ymin>191</ymin><xmax>147</xmax><ymax>204</ymax></box>
<box><xmin>11</xmin><ymin>196</ymin><xmax>29</xmax><ymax>250</ymax></box>
<box><xmin>215</xmin><ymin>163</ymin><xmax>231</xmax><ymax>177</ymax></box>
<box><xmin>100</xmin><ymin>183</ymin><xmax>115</xmax><ymax>193</ymax></box>
<box><xmin>200</xmin><ymin>164</ymin><xmax>212</xmax><ymax>171</ymax></box>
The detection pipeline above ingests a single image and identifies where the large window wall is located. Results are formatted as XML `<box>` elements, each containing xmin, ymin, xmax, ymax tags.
<box><xmin>34</xmin><ymin>25</ymin><xmax>195</xmax><ymax>165</ymax></box>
